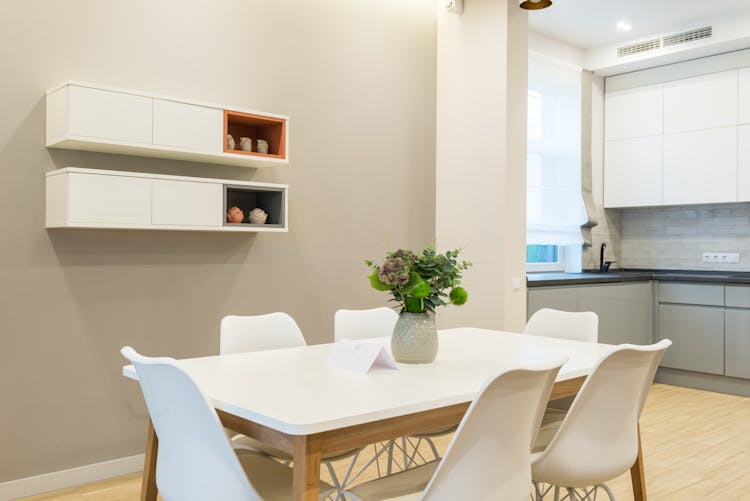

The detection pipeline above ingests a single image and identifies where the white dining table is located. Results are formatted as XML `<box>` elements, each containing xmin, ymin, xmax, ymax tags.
<box><xmin>123</xmin><ymin>327</ymin><xmax>649</xmax><ymax>501</ymax></box>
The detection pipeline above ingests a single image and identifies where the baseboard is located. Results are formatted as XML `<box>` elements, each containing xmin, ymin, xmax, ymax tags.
<box><xmin>0</xmin><ymin>454</ymin><xmax>144</xmax><ymax>501</ymax></box>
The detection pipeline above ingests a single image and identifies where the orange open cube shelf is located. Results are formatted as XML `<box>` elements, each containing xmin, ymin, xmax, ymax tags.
<box><xmin>223</xmin><ymin>110</ymin><xmax>287</xmax><ymax>160</ymax></box>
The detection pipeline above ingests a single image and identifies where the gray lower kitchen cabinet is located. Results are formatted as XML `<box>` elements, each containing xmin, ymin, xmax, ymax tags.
<box><xmin>658</xmin><ymin>282</ymin><xmax>724</xmax><ymax>306</ymax></box>
<box><xmin>527</xmin><ymin>281</ymin><xmax>653</xmax><ymax>345</ymax></box>
<box><xmin>527</xmin><ymin>285</ymin><xmax>578</xmax><ymax>315</ymax></box>
<box><xmin>658</xmin><ymin>304</ymin><xmax>724</xmax><ymax>375</ymax></box>
<box><xmin>726</xmin><ymin>285</ymin><xmax>750</xmax><ymax>308</ymax></box>
<box><xmin>578</xmin><ymin>282</ymin><xmax>653</xmax><ymax>345</ymax></box>
<box><xmin>725</xmin><ymin>309</ymin><xmax>750</xmax><ymax>379</ymax></box>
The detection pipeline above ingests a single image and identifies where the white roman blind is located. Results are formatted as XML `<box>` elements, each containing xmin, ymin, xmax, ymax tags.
<box><xmin>527</xmin><ymin>55</ymin><xmax>587</xmax><ymax>246</ymax></box>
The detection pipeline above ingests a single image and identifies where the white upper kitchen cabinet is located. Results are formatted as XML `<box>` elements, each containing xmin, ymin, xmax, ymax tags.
<box><xmin>663</xmin><ymin>70</ymin><xmax>738</xmax><ymax>134</ymax></box>
<box><xmin>663</xmin><ymin>127</ymin><xmax>738</xmax><ymax>206</ymax></box>
<box><xmin>604</xmin><ymin>136</ymin><xmax>663</xmax><ymax>208</ymax></box>
<box><xmin>152</xmin><ymin>99</ymin><xmax>223</xmax><ymax>153</ymax></box>
<box><xmin>47</xmin><ymin>84</ymin><xmax>153</xmax><ymax>145</ymax></box>
<box><xmin>739</xmin><ymin>125</ymin><xmax>750</xmax><ymax>201</ymax></box>
<box><xmin>604</xmin><ymin>83</ymin><xmax>663</xmax><ymax>141</ymax></box>
<box><xmin>740</xmin><ymin>67</ymin><xmax>750</xmax><ymax>125</ymax></box>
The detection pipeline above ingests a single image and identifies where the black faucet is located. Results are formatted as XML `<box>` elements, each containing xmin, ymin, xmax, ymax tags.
<box><xmin>600</xmin><ymin>243</ymin><xmax>615</xmax><ymax>272</ymax></box>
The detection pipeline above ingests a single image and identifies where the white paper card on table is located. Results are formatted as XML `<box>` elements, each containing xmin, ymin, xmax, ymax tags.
<box><xmin>326</xmin><ymin>340</ymin><xmax>399</xmax><ymax>373</ymax></box>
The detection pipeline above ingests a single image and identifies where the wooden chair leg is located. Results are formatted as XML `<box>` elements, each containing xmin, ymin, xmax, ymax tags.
<box><xmin>141</xmin><ymin>420</ymin><xmax>159</xmax><ymax>501</ymax></box>
<box><xmin>630</xmin><ymin>423</ymin><xmax>647</xmax><ymax>501</ymax></box>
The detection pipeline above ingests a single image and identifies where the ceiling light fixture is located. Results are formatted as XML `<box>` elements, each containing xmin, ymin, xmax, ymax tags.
<box><xmin>519</xmin><ymin>0</ymin><xmax>552</xmax><ymax>10</ymax></box>
<box><xmin>617</xmin><ymin>20</ymin><xmax>632</xmax><ymax>32</ymax></box>
<box><xmin>444</xmin><ymin>0</ymin><xmax>463</xmax><ymax>15</ymax></box>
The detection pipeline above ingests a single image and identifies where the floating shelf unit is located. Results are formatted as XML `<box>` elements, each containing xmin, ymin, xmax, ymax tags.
<box><xmin>45</xmin><ymin>81</ymin><xmax>289</xmax><ymax>168</ymax></box>
<box><xmin>46</xmin><ymin>168</ymin><xmax>288</xmax><ymax>232</ymax></box>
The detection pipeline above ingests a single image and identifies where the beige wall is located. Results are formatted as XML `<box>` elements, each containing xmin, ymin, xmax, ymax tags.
<box><xmin>435</xmin><ymin>0</ymin><xmax>528</xmax><ymax>331</ymax></box>
<box><xmin>0</xmin><ymin>0</ymin><xmax>436</xmax><ymax>481</ymax></box>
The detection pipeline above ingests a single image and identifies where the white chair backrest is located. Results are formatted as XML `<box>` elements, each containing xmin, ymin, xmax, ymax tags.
<box><xmin>422</xmin><ymin>357</ymin><xmax>567</xmax><ymax>501</ymax></box>
<box><xmin>220</xmin><ymin>312</ymin><xmax>306</xmax><ymax>355</ymax></box>
<box><xmin>524</xmin><ymin>308</ymin><xmax>599</xmax><ymax>343</ymax></box>
<box><xmin>532</xmin><ymin>340</ymin><xmax>671</xmax><ymax>486</ymax></box>
<box><xmin>121</xmin><ymin>347</ymin><xmax>258</xmax><ymax>501</ymax></box>
<box><xmin>334</xmin><ymin>307</ymin><xmax>399</xmax><ymax>342</ymax></box>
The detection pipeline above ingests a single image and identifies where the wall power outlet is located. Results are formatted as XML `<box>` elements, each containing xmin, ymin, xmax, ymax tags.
<box><xmin>702</xmin><ymin>252</ymin><xmax>740</xmax><ymax>264</ymax></box>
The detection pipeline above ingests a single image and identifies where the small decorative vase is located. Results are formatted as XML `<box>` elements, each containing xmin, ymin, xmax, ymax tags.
<box><xmin>226</xmin><ymin>206</ymin><xmax>244</xmax><ymax>224</ymax></box>
<box><xmin>248</xmin><ymin>207</ymin><xmax>268</xmax><ymax>224</ymax></box>
<box><xmin>239</xmin><ymin>137</ymin><xmax>253</xmax><ymax>152</ymax></box>
<box><xmin>256</xmin><ymin>139</ymin><xmax>269</xmax><ymax>154</ymax></box>
<box><xmin>391</xmin><ymin>312</ymin><xmax>438</xmax><ymax>364</ymax></box>
<box><xmin>227</xmin><ymin>134</ymin><xmax>235</xmax><ymax>150</ymax></box>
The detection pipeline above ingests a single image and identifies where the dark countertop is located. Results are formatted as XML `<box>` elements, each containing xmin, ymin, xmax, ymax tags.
<box><xmin>527</xmin><ymin>269</ymin><xmax>750</xmax><ymax>287</ymax></box>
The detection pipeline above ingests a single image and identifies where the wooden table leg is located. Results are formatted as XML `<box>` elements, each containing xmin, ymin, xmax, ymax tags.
<box><xmin>293</xmin><ymin>435</ymin><xmax>322</xmax><ymax>501</ymax></box>
<box><xmin>141</xmin><ymin>419</ymin><xmax>159</xmax><ymax>501</ymax></box>
<box><xmin>630</xmin><ymin>423</ymin><xmax>647</xmax><ymax>501</ymax></box>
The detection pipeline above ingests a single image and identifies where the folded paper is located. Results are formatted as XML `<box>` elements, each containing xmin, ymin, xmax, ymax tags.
<box><xmin>326</xmin><ymin>340</ymin><xmax>399</xmax><ymax>373</ymax></box>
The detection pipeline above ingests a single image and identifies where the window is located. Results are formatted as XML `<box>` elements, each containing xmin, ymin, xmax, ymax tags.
<box><xmin>526</xmin><ymin>54</ymin><xmax>586</xmax><ymax>272</ymax></box>
<box><xmin>527</xmin><ymin>244</ymin><xmax>563</xmax><ymax>272</ymax></box>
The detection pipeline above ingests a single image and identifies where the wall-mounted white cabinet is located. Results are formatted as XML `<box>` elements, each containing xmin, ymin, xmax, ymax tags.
<box><xmin>604</xmin><ymin>67</ymin><xmax>747</xmax><ymax>208</ymax></box>
<box><xmin>46</xmin><ymin>168</ymin><xmax>288</xmax><ymax>232</ymax></box>
<box><xmin>151</xmin><ymin>179</ymin><xmax>223</xmax><ymax>227</ymax></box>
<box><xmin>46</xmin><ymin>82</ymin><xmax>289</xmax><ymax>168</ymax></box>
<box><xmin>604</xmin><ymin>84</ymin><xmax>663</xmax><ymax>141</ymax></box>
<box><xmin>663</xmin><ymin>70</ymin><xmax>738</xmax><ymax>134</ymax></box>
<box><xmin>604</xmin><ymin>136</ymin><xmax>663</xmax><ymax>208</ymax></box>
<box><xmin>49</xmin><ymin>85</ymin><xmax>154</xmax><ymax>145</ymax></box>
<box><xmin>737</xmin><ymin>67</ymin><xmax>750</xmax><ymax>125</ymax></box>
<box><xmin>152</xmin><ymin>99</ymin><xmax>223</xmax><ymax>153</ymax></box>
<box><xmin>663</xmin><ymin>127</ymin><xmax>738</xmax><ymax>205</ymax></box>
<box><xmin>739</xmin><ymin>125</ymin><xmax>750</xmax><ymax>201</ymax></box>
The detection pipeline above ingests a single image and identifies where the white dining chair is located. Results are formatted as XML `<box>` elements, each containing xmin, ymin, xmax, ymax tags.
<box><xmin>524</xmin><ymin>308</ymin><xmax>599</xmax><ymax>343</ymax></box>
<box><xmin>333</xmin><ymin>308</ymin><xmax>408</xmax><ymax>488</ymax></box>
<box><xmin>220</xmin><ymin>312</ymin><xmax>359</xmax><ymax>499</ymax></box>
<box><xmin>347</xmin><ymin>357</ymin><xmax>568</xmax><ymax>501</ymax></box>
<box><xmin>120</xmin><ymin>346</ymin><xmax>334</xmax><ymax>501</ymax></box>
<box><xmin>334</xmin><ymin>307</ymin><xmax>399</xmax><ymax>342</ymax></box>
<box><xmin>220</xmin><ymin>312</ymin><xmax>306</xmax><ymax>354</ymax></box>
<box><xmin>531</xmin><ymin>340</ymin><xmax>672</xmax><ymax>501</ymax></box>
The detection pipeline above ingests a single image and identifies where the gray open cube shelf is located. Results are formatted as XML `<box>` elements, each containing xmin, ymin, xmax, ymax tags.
<box><xmin>223</xmin><ymin>184</ymin><xmax>286</xmax><ymax>228</ymax></box>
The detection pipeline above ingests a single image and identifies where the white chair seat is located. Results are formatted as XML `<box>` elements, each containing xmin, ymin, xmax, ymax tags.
<box><xmin>233</xmin><ymin>434</ymin><xmax>360</xmax><ymax>462</ymax></box>
<box><xmin>348</xmin><ymin>461</ymin><xmax>438</xmax><ymax>501</ymax></box>
<box><xmin>237</xmin><ymin>450</ymin><xmax>334</xmax><ymax>501</ymax></box>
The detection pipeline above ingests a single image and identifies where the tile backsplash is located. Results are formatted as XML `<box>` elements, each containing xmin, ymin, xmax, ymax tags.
<box><xmin>620</xmin><ymin>203</ymin><xmax>750</xmax><ymax>271</ymax></box>
<box><xmin>582</xmin><ymin>206</ymin><xmax>622</xmax><ymax>270</ymax></box>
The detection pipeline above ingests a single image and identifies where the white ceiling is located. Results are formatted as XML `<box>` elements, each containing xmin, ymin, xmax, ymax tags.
<box><xmin>528</xmin><ymin>0</ymin><xmax>750</xmax><ymax>49</ymax></box>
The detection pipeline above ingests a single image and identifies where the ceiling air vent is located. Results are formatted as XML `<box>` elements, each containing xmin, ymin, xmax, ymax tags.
<box><xmin>662</xmin><ymin>26</ymin><xmax>712</xmax><ymax>47</ymax></box>
<box><xmin>617</xmin><ymin>38</ymin><xmax>661</xmax><ymax>58</ymax></box>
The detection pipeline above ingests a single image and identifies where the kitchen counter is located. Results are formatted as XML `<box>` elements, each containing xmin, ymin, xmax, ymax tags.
<box><xmin>527</xmin><ymin>270</ymin><xmax>750</xmax><ymax>287</ymax></box>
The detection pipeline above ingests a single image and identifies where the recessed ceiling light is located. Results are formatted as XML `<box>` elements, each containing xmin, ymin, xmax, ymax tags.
<box><xmin>617</xmin><ymin>21</ymin><xmax>632</xmax><ymax>32</ymax></box>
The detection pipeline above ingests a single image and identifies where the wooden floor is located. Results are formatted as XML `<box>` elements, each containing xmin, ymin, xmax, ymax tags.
<box><xmin>19</xmin><ymin>383</ymin><xmax>750</xmax><ymax>500</ymax></box>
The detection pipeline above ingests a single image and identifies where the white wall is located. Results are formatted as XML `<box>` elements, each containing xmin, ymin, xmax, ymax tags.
<box><xmin>529</xmin><ymin>31</ymin><xmax>585</xmax><ymax>68</ymax></box>
<box><xmin>0</xmin><ymin>0</ymin><xmax>437</xmax><ymax>485</ymax></box>
<box><xmin>436</xmin><ymin>0</ymin><xmax>528</xmax><ymax>331</ymax></box>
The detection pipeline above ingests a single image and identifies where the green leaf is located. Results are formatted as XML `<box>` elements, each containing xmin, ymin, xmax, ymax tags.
<box><xmin>405</xmin><ymin>296</ymin><xmax>425</xmax><ymax>313</ymax></box>
<box><xmin>400</xmin><ymin>271</ymin><xmax>423</xmax><ymax>295</ymax></box>
<box><xmin>410</xmin><ymin>280</ymin><xmax>430</xmax><ymax>298</ymax></box>
<box><xmin>368</xmin><ymin>271</ymin><xmax>391</xmax><ymax>291</ymax></box>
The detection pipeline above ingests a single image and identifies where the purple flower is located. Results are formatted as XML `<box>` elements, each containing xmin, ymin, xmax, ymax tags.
<box><xmin>378</xmin><ymin>256</ymin><xmax>410</xmax><ymax>287</ymax></box>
